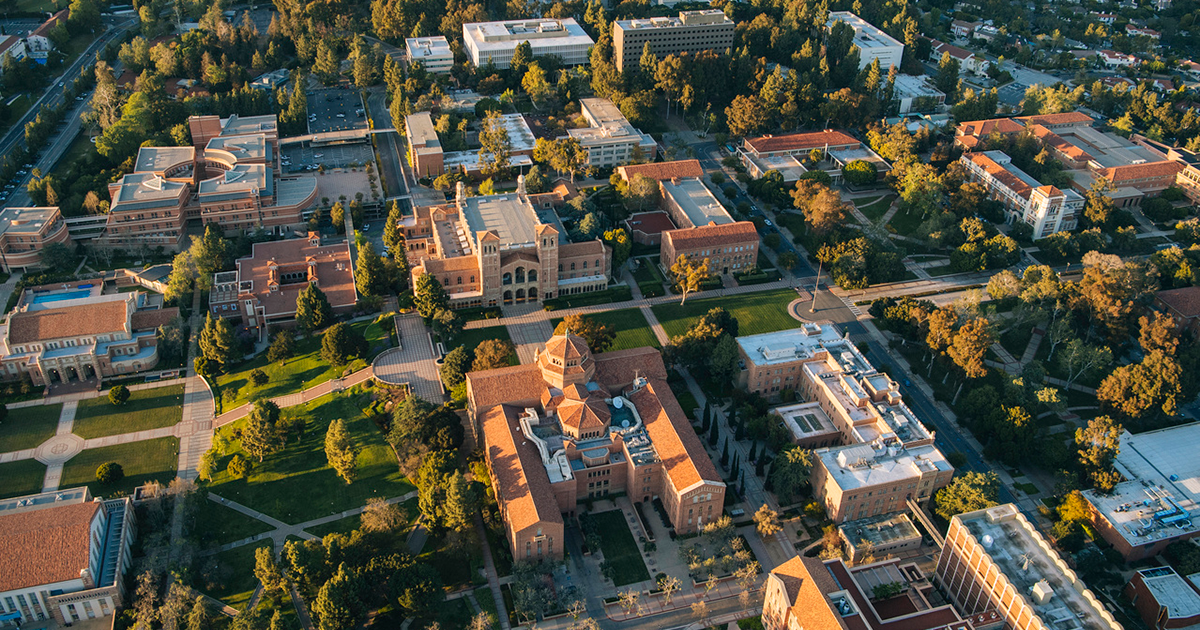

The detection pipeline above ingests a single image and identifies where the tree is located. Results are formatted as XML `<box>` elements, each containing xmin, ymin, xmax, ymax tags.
<box><xmin>1084</xmin><ymin>177</ymin><xmax>1116</xmax><ymax>228</ymax></box>
<box><xmin>987</xmin><ymin>270</ymin><xmax>1021</xmax><ymax>301</ymax></box>
<box><xmin>40</xmin><ymin>242</ymin><xmax>77</xmax><ymax>270</ymax></box>
<box><xmin>432</xmin><ymin>309</ymin><xmax>464</xmax><ymax>341</ymax></box>
<box><xmin>355</xmin><ymin>242</ymin><xmax>390</xmax><ymax>297</ymax></box>
<box><xmin>296</xmin><ymin>283</ymin><xmax>333</xmax><ymax>333</ymax></box>
<box><xmin>250</xmin><ymin>369</ymin><xmax>269</xmax><ymax>387</ymax></box>
<box><xmin>1097</xmin><ymin>350</ymin><xmax>1182</xmax><ymax>422</ymax></box>
<box><xmin>842</xmin><ymin>160</ymin><xmax>878</xmax><ymax>186</ymax></box>
<box><xmin>725</xmin><ymin>94</ymin><xmax>767</xmax><ymax>137</ymax></box>
<box><xmin>533</xmin><ymin>137</ymin><xmax>587</xmax><ymax>182</ymax></box>
<box><xmin>199</xmin><ymin>312</ymin><xmax>239</xmax><ymax>369</ymax></box>
<box><xmin>268</xmin><ymin>331</ymin><xmax>296</xmax><ymax>364</ymax></box>
<box><xmin>1057</xmin><ymin>339</ymin><xmax>1113</xmax><ymax>390</ymax></box>
<box><xmin>185</xmin><ymin>596</ymin><xmax>212</xmax><ymax>630</ymax></box>
<box><xmin>770</xmin><ymin>447</ymin><xmax>813</xmax><ymax>504</ymax></box>
<box><xmin>321</xmin><ymin>323</ymin><xmax>368</xmax><ymax>367</ymax></box>
<box><xmin>553</xmin><ymin>314</ymin><xmax>616</xmax><ymax>352</ymax></box>
<box><xmin>754</xmin><ymin>504</ymin><xmax>782</xmax><ymax>538</ymax></box>
<box><xmin>241</xmin><ymin>400</ymin><xmax>282</xmax><ymax>463</ymax></box>
<box><xmin>414</xmin><ymin>273</ymin><xmax>450</xmax><ymax>320</ymax></box>
<box><xmin>792</xmin><ymin>181</ymin><xmax>851</xmax><ymax>236</ymax></box>
<box><xmin>935</xmin><ymin>471</ymin><xmax>1000</xmax><ymax>521</ymax></box>
<box><xmin>324</xmin><ymin>419</ymin><xmax>359</xmax><ymax>484</ymax></box>
<box><xmin>383</xmin><ymin>201</ymin><xmax>407</xmax><ymax>256</ymax></box>
<box><xmin>710</xmin><ymin>334</ymin><xmax>740</xmax><ymax>385</ymax></box>
<box><xmin>96</xmin><ymin>462</ymin><xmax>124</xmax><ymax>484</ymax></box>
<box><xmin>472</xmin><ymin>339</ymin><xmax>515</xmax><ymax>371</ymax></box>
<box><xmin>440</xmin><ymin>345</ymin><xmax>475</xmax><ymax>388</ymax></box>
<box><xmin>935</xmin><ymin>52</ymin><xmax>961</xmax><ymax>102</ymax></box>
<box><xmin>522</xmin><ymin>62</ymin><xmax>552</xmax><ymax>105</ymax></box>
<box><xmin>657</xmin><ymin>575</ymin><xmax>682</xmax><ymax>604</ymax></box>
<box><xmin>108</xmin><ymin>384</ymin><xmax>130</xmax><ymax>406</ymax></box>
<box><xmin>312</xmin><ymin>564</ymin><xmax>364</xmax><ymax>630</ymax></box>
<box><xmin>623</xmin><ymin>173</ymin><xmax>659</xmax><ymax>211</ymax></box>
<box><xmin>478</xmin><ymin>110</ymin><xmax>512</xmax><ymax>177</ymax></box>
<box><xmin>947</xmin><ymin>318</ymin><xmax>992</xmax><ymax>379</ymax></box>
<box><xmin>255</xmin><ymin>546</ymin><xmax>286</xmax><ymax>596</ymax></box>
<box><xmin>443</xmin><ymin>472</ymin><xmax>478</xmax><ymax>532</ymax></box>
<box><xmin>603</xmin><ymin>228</ymin><xmax>632</xmax><ymax>269</ymax></box>
<box><xmin>227</xmin><ymin>454</ymin><xmax>251</xmax><ymax>479</ymax></box>
<box><xmin>330</xmin><ymin>202</ymin><xmax>346</xmax><ymax>233</ymax></box>
<box><xmin>670</xmin><ymin>255</ymin><xmax>710</xmax><ymax>305</ymax></box>
<box><xmin>361</xmin><ymin>497</ymin><xmax>407</xmax><ymax>533</ymax></box>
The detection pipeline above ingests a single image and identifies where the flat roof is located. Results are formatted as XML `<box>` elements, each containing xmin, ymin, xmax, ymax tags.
<box><xmin>1137</xmin><ymin>568</ymin><xmax>1200</xmax><ymax>619</ymax></box>
<box><xmin>736</xmin><ymin>324</ymin><xmax>847</xmax><ymax>366</ymax></box>
<box><xmin>135</xmin><ymin>146</ymin><xmax>195</xmax><ymax>173</ymax></box>
<box><xmin>405</xmin><ymin>112</ymin><xmax>440</xmax><ymax>149</ymax></box>
<box><xmin>206</xmin><ymin>134</ymin><xmax>269</xmax><ymax>163</ymax></box>
<box><xmin>840</xmin><ymin>512</ymin><xmax>921</xmax><ymax>548</ymax></box>
<box><xmin>485</xmin><ymin>113</ymin><xmax>536</xmax><ymax>152</ymax></box>
<box><xmin>892</xmin><ymin>74</ymin><xmax>947</xmax><ymax>98</ymax></box>
<box><xmin>818</xmin><ymin>442</ymin><xmax>949</xmax><ymax>491</ymax></box>
<box><xmin>1084</xmin><ymin>423</ymin><xmax>1200</xmax><ymax>548</ymax></box>
<box><xmin>197</xmin><ymin>163</ymin><xmax>270</xmax><ymax>198</ymax></box>
<box><xmin>569</xmin><ymin>99</ymin><xmax>656</xmax><ymax>149</ymax></box>
<box><xmin>406</xmin><ymin>36</ymin><xmax>453</xmax><ymax>59</ymax></box>
<box><xmin>0</xmin><ymin>207</ymin><xmax>60</xmax><ymax>236</ymax></box>
<box><xmin>462</xmin><ymin>193</ymin><xmax>541</xmax><ymax>249</ymax></box>
<box><xmin>660</xmin><ymin>178</ymin><xmax>731</xmax><ymax>228</ymax></box>
<box><xmin>774</xmin><ymin>402</ymin><xmax>839</xmax><ymax>440</ymax></box>
<box><xmin>829</xmin><ymin>12</ymin><xmax>903</xmax><ymax>49</ymax></box>
<box><xmin>952</xmin><ymin>504</ymin><xmax>1123</xmax><ymax>630</ymax></box>
<box><xmin>464</xmin><ymin>17</ymin><xmax>593</xmax><ymax>50</ymax></box>
<box><xmin>111</xmin><ymin>172</ymin><xmax>188</xmax><ymax>209</ymax></box>
<box><xmin>1055</xmin><ymin>126</ymin><xmax>1167</xmax><ymax>168</ymax></box>
<box><xmin>616</xmin><ymin>9</ymin><xmax>732</xmax><ymax>29</ymax></box>
<box><xmin>443</xmin><ymin>151</ymin><xmax>534</xmax><ymax>171</ymax></box>
<box><xmin>221</xmin><ymin>114</ymin><xmax>277</xmax><ymax>137</ymax></box>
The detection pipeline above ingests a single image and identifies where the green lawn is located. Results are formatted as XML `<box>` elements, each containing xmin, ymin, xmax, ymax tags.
<box><xmin>886</xmin><ymin>207</ymin><xmax>926</xmax><ymax>237</ymax></box>
<box><xmin>856</xmin><ymin>195</ymin><xmax>894</xmax><ymax>223</ymax></box>
<box><xmin>586</xmin><ymin>510</ymin><xmax>650</xmax><ymax>587</ymax></box>
<box><xmin>925</xmin><ymin>264</ymin><xmax>960</xmax><ymax>277</ymax></box>
<box><xmin>0</xmin><ymin>95</ymin><xmax>34</xmax><ymax>137</ymax></box>
<box><xmin>206</xmin><ymin>388</ymin><xmax>415</xmax><ymax>524</ymax></box>
<box><xmin>72</xmin><ymin>385</ymin><xmax>185</xmax><ymax>439</ymax></box>
<box><xmin>0</xmin><ymin>403</ymin><xmax>61</xmax><ymax>452</ymax></box>
<box><xmin>303</xmin><ymin>496</ymin><xmax>419</xmax><ymax>539</ymax></box>
<box><xmin>192</xmin><ymin>497</ymin><xmax>276</xmax><ymax>547</ymax></box>
<box><xmin>652</xmin><ymin>289</ymin><xmax>800</xmax><ymax>339</ymax></box>
<box><xmin>551</xmin><ymin>308</ymin><xmax>660</xmax><ymax>351</ymax></box>
<box><xmin>0</xmin><ymin>459</ymin><xmax>46</xmax><ymax>499</ymax></box>
<box><xmin>218</xmin><ymin>320</ymin><xmax>389</xmax><ymax>409</ymax></box>
<box><xmin>475</xmin><ymin>586</ymin><xmax>499</xmax><ymax>626</ymax></box>
<box><xmin>447</xmin><ymin>326</ymin><xmax>517</xmax><ymax>365</ymax></box>
<box><xmin>408</xmin><ymin>596</ymin><xmax>474</xmax><ymax>630</ymax></box>
<box><xmin>200</xmin><ymin>540</ymin><xmax>272</xmax><ymax>611</ymax></box>
<box><xmin>60</xmin><ymin>437</ymin><xmax>180</xmax><ymax>497</ymax></box>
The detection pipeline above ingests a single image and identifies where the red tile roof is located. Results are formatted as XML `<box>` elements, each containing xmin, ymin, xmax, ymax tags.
<box><xmin>0</xmin><ymin>501</ymin><xmax>100</xmax><ymax>592</ymax></box>
<box><xmin>235</xmin><ymin>237</ymin><xmax>357</xmax><ymax>319</ymax></box>
<box><xmin>630</xmin><ymin>377</ymin><xmax>722</xmax><ymax>492</ymax></box>
<box><xmin>625</xmin><ymin>211</ymin><xmax>677</xmax><ymax>236</ymax></box>
<box><xmin>744</xmin><ymin>130</ymin><xmax>860</xmax><ymax>155</ymax></box>
<box><xmin>1016</xmin><ymin>112</ymin><xmax>1094</xmax><ymax>126</ymax></box>
<box><xmin>481</xmin><ymin>405</ymin><xmax>563</xmax><ymax>534</ymax></box>
<box><xmin>29</xmin><ymin>8</ymin><xmax>68</xmax><ymax>39</ymax></box>
<box><xmin>8</xmin><ymin>300</ymin><xmax>130</xmax><ymax>344</ymax></box>
<box><xmin>618</xmin><ymin>159</ymin><xmax>704</xmax><ymax>182</ymax></box>
<box><xmin>1095</xmin><ymin>160</ymin><xmax>1184</xmax><ymax>185</ymax></box>
<box><xmin>664</xmin><ymin>221</ymin><xmax>759</xmax><ymax>250</ymax></box>
<box><xmin>1027</xmin><ymin>125</ymin><xmax>1092</xmax><ymax>162</ymax></box>
<box><xmin>1158</xmin><ymin>286</ymin><xmax>1200</xmax><ymax>318</ymax></box>
<box><xmin>467</xmin><ymin>363</ymin><xmax>545</xmax><ymax>412</ymax></box>
<box><xmin>965</xmin><ymin>152</ymin><xmax>1034</xmax><ymax>200</ymax></box>
<box><xmin>131</xmin><ymin>307</ymin><xmax>180</xmax><ymax>332</ymax></box>
<box><xmin>956</xmin><ymin>118</ymin><xmax>1024</xmax><ymax>137</ymax></box>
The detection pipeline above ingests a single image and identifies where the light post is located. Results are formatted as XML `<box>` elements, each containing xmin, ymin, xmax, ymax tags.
<box><xmin>810</xmin><ymin>259</ymin><xmax>822</xmax><ymax>313</ymax></box>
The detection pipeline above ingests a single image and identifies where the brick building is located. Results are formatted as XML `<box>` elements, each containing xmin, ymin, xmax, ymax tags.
<box><xmin>468</xmin><ymin>332</ymin><xmax>724</xmax><ymax>561</ymax></box>
<box><xmin>0</xmin><ymin>207</ymin><xmax>72</xmax><ymax>273</ymax></box>
<box><xmin>1156</xmin><ymin>286</ymin><xmax>1200</xmax><ymax>336</ymax></box>
<box><xmin>1126</xmin><ymin>567</ymin><xmax>1200</xmax><ymax>630</ymax></box>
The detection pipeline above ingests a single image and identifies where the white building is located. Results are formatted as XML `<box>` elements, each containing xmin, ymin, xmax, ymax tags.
<box><xmin>462</xmin><ymin>18</ymin><xmax>594</xmax><ymax>69</ymax></box>
<box><xmin>0</xmin><ymin>35</ymin><xmax>27</xmax><ymax>67</ymax></box>
<box><xmin>1098</xmin><ymin>50</ymin><xmax>1138</xmax><ymax>67</ymax></box>
<box><xmin>892</xmin><ymin>74</ymin><xmax>946</xmax><ymax>114</ymax></box>
<box><xmin>959</xmin><ymin>150</ymin><xmax>1082</xmax><ymax>239</ymax></box>
<box><xmin>565</xmin><ymin>98</ymin><xmax>657</xmax><ymax>168</ymax></box>
<box><xmin>828</xmin><ymin>12</ymin><xmax>904</xmax><ymax>70</ymax></box>
<box><xmin>0</xmin><ymin>488</ymin><xmax>136</xmax><ymax>628</ymax></box>
<box><xmin>406</xmin><ymin>36</ymin><xmax>454</xmax><ymax>73</ymax></box>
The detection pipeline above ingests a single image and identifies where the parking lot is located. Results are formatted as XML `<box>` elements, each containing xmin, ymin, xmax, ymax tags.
<box><xmin>307</xmin><ymin>88</ymin><xmax>369</xmax><ymax>135</ymax></box>
<box><xmin>279</xmin><ymin>142</ymin><xmax>375</xmax><ymax>172</ymax></box>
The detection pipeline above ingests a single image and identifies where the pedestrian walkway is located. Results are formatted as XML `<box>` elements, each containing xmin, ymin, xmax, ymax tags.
<box><xmin>1020</xmin><ymin>326</ymin><xmax>1045</xmax><ymax>365</ymax></box>
<box><xmin>214</xmin><ymin>367</ymin><xmax>374</xmax><ymax>427</ymax></box>
<box><xmin>474</xmin><ymin>510</ymin><xmax>512</xmax><ymax>630</ymax></box>
<box><xmin>372</xmin><ymin>313</ymin><xmax>443</xmax><ymax>403</ymax></box>
<box><xmin>990</xmin><ymin>343</ymin><xmax>1020</xmax><ymax>375</ymax></box>
<box><xmin>40</xmin><ymin>401</ymin><xmax>78</xmax><ymax>491</ymax></box>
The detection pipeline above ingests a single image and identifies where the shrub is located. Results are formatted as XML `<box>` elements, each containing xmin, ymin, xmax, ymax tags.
<box><xmin>227</xmin><ymin>454</ymin><xmax>251</xmax><ymax>479</ymax></box>
<box><xmin>249</xmin><ymin>369</ymin><xmax>269</xmax><ymax>387</ymax></box>
<box><xmin>96</xmin><ymin>462</ymin><xmax>124</xmax><ymax>484</ymax></box>
<box><xmin>108</xmin><ymin>385</ymin><xmax>130</xmax><ymax>406</ymax></box>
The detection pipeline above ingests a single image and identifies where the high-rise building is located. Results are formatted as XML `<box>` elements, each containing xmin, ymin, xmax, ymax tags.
<box><xmin>462</xmin><ymin>18</ymin><xmax>593</xmax><ymax>69</ymax></box>
<box><xmin>612</xmin><ymin>10</ymin><xmax>735</xmax><ymax>73</ymax></box>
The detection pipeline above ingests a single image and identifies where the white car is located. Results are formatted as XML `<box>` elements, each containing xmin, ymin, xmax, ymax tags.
<box><xmin>313</xmin><ymin>153</ymin><xmax>324</xmax><ymax>158</ymax></box>
<box><xmin>336</xmin><ymin>113</ymin><xmax>346</xmax><ymax>118</ymax></box>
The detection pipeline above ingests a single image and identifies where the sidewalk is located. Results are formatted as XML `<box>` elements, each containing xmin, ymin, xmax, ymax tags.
<box><xmin>213</xmin><ymin>366</ymin><xmax>373</xmax><ymax>427</ymax></box>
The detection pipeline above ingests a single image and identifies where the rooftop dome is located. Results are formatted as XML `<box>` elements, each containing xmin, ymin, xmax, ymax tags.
<box><xmin>537</xmin><ymin>332</ymin><xmax>595</xmax><ymax>389</ymax></box>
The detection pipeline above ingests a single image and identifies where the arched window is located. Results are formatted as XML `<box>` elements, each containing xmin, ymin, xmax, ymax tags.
<box><xmin>571</xmin><ymin>262</ymin><xmax>576</xmax><ymax>270</ymax></box>
<box><xmin>516</xmin><ymin>267</ymin><xmax>525</xmax><ymax>283</ymax></box>
<box><xmin>582</xmin><ymin>260</ymin><xmax>588</xmax><ymax>269</ymax></box>
<box><xmin>502</xmin><ymin>272</ymin><xmax>512</xmax><ymax>285</ymax></box>
<box><xmin>528</xmin><ymin>269</ymin><xmax>537</xmax><ymax>282</ymax></box>
<box><xmin>456</xmin><ymin>276</ymin><xmax>462</xmax><ymax>285</ymax></box>
<box><xmin>442</xmin><ymin>277</ymin><xmax>450</xmax><ymax>286</ymax></box>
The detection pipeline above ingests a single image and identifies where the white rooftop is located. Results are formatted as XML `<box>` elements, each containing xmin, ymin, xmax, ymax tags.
<box><xmin>1138</xmin><ymin>567</ymin><xmax>1200</xmax><ymax>620</ymax></box>
<box><xmin>892</xmin><ymin>74</ymin><xmax>947</xmax><ymax>99</ymax></box>
<box><xmin>464</xmin><ymin>17</ymin><xmax>592</xmax><ymax>48</ymax></box>
<box><xmin>818</xmin><ymin>442</ymin><xmax>949</xmax><ymax>491</ymax></box>
<box><xmin>659</xmin><ymin>178</ymin><xmax>732</xmax><ymax>228</ymax></box>
<box><xmin>828</xmin><ymin>12</ymin><xmax>903</xmax><ymax>49</ymax></box>
<box><xmin>134</xmin><ymin>146</ymin><xmax>195</xmax><ymax>173</ymax></box>
<box><xmin>461</xmin><ymin>193</ymin><xmax>542</xmax><ymax>250</ymax></box>
<box><xmin>406</xmin><ymin>36</ymin><xmax>453</xmax><ymax>59</ymax></box>
<box><xmin>736</xmin><ymin>324</ymin><xmax>848</xmax><ymax>366</ymax></box>
<box><xmin>0</xmin><ymin>207</ymin><xmax>60</xmax><ymax>236</ymax></box>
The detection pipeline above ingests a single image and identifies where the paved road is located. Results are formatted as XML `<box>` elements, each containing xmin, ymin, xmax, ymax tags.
<box><xmin>364</xmin><ymin>87</ymin><xmax>407</xmax><ymax>204</ymax></box>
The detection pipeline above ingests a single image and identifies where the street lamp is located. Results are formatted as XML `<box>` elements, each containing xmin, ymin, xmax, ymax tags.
<box><xmin>810</xmin><ymin>258</ymin><xmax>822</xmax><ymax>314</ymax></box>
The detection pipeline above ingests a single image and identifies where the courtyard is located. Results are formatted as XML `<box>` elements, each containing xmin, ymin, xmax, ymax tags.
<box><xmin>550</xmin><ymin>308</ymin><xmax>660</xmax><ymax>351</ymax></box>
<box><xmin>652</xmin><ymin>289</ymin><xmax>801</xmax><ymax>338</ymax></box>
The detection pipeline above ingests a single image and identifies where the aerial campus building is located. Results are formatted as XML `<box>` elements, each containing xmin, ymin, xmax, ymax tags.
<box><xmin>467</xmin><ymin>331</ymin><xmax>725</xmax><ymax>561</ymax></box>
<box><xmin>611</xmin><ymin>10</ymin><xmax>736</xmax><ymax>73</ymax></box>
<box><xmin>405</xmin><ymin>36</ymin><xmax>454</xmax><ymax>73</ymax></box>
<box><xmin>406</xmin><ymin>180</ymin><xmax>609</xmax><ymax>308</ymax></box>
<box><xmin>739</xmin><ymin>324</ymin><xmax>953</xmax><ymax>522</ymax></box>
<box><xmin>404</xmin><ymin>111</ymin><xmax>537</xmax><ymax>178</ymax></box>
<box><xmin>740</xmin><ymin>130</ymin><xmax>890</xmax><ymax>184</ymax></box>
<box><xmin>0</xmin><ymin>281</ymin><xmax>178</xmax><ymax>385</ymax></box>
<box><xmin>462</xmin><ymin>18</ymin><xmax>594</xmax><ymax>69</ymax></box>
<box><xmin>0</xmin><ymin>488</ymin><xmax>136</xmax><ymax>628</ymax></box>
<box><xmin>0</xmin><ymin>207</ymin><xmax>72</xmax><ymax>273</ymax></box>
<box><xmin>565</xmin><ymin>98</ymin><xmax>658</xmax><ymax>169</ymax></box>
<box><xmin>828</xmin><ymin>12</ymin><xmax>905</xmax><ymax>70</ymax></box>
<box><xmin>959</xmin><ymin>150</ymin><xmax>1083</xmax><ymax>240</ymax></box>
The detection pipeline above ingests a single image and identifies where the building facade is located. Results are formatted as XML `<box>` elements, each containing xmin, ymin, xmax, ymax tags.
<box><xmin>959</xmin><ymin>151</ymin><xmax>1082</xmax><ymax>239</ymax></box>
<box><xmin>612</xmin><ymin>10</ymin><xmax>735</xmax><ymax>73</ymax></box>
<box><xmin>937</xmin><ymin>504</ymin><xmax>1123</xmax><ymax>630</ymax></box>
<box><xmin>828</xmin><ymin>12</ymin><xmax>904</xmax><ymax>70</ymax></box>
<box><xmin>1126</xmin><ymin>567</ymin><xmax>1200</xmax><ymax>630</ymax></box>
<box><xmin>0</xmin><ymin>488</ymin><xmax>135</xmax><ymax>628</ymax></box>
<box><xmin>0</xmin><ymin>283</ymin><xmax>177</xmax><ymax>385</ymax></box>
<box><xmin>652</xmin><ymin>175</ymin><xmax>759</xmax><ymax>274</ymax></box>
<box><xmin>406</xmin><ymin>36</ymin><xmax>454</xmax><ymax>73</ymax></box>
<box><xmin>0</xmin><ymin>207</ymin><xmax>72</xmax><ymax>272</ymax></box>
<box><xmin>740</xmin><ymin>130</ymin><xmax>889</xmax><ymax>183</ymax></box>
<box><xmin>467</xmin><ymin>332</ymin><xmax>725</xmax><ymax>561</ymax></box>
<box><xmin>462</xmin><ymin>18</ymin><xmax>594</xmax><ymax>69</ymax></box>
<box><xmin>565</xmin><ymin>98</ymin><xmax>658</xmax><ymax>168</ymax></box>
<box><xmin>25</xmin><ymin>8</ymin><xmax>67</xmax><ymax>58</ymax></box>
<box><xmin>407</xmin><ymin>181</ymin><xmax>610</xmax><ymax>308</ymax></box>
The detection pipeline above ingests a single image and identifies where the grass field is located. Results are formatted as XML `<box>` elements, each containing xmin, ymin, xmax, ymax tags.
<box><xmin>192</xmin><ymin>497</ymin><xmax>276</xmax><ymax>547</ymax></box>
<box><xmin>586</xmin><ymin>510</ymin><xmax>650</xmax><ymax>587</ymax></box>
<box><xmin>0</xmin><ymin>459</ymin><xmax>47</xmax><ymax>499</ymax></box>
<box><xmin>886</xmin><ymin>206</ymin><xmax>926</xmax><ymax>237</ymax></box>
<box><xmin>206</xmin><ymin>388</ymin><xmax>415</xmax><ymax>524</ymax></box>
<box><xmin>652</xmin><ymin>289</ymin><xmax>800</xmax><ymax>339</ymax></box>
<box><xmin>856</xmin><ymin>195</ymin><xmax>894</xmax><ymax>223</ymax></box>
<box><xmin>446</xmin><ymin>326</ymin><xmax>517</xmax><ymax>365</ymax></box>
<box><xmin>0</xmin><ymin>402</ymin><xmax>61</xmax><ymax>452</ymax></box>
<box><xmin>72</xmin><ymin>385</ymin><xmax>185</xmax><ymax>439</ymax></box>
<box><xmin>60</xmin><ymin>437</ymin><xmax>180</xmax><ymax>497</ymax></box>
<box><xmin>200</xmin><ymin>540</ymin><xmax>272</xmax><ymax>611</ymax></box>
<box><xmin>218</xmin><ymin>319</ymin><xmax>390</xmax><ymax>409</ymax></box>
<box><xmin>550</xmin><ymin>308</ymin><xmax>660</xmax><ymax>351</ymax></box>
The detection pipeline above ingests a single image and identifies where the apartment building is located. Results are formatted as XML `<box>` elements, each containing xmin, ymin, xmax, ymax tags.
<box><xmin>1082</xmin><ymin>422</ymin><xmax>1200</xmax><ymax>561</ymax></box>
<box><xmin>737</xmin><ymin>324</ymin><xmax>952</xmax><ymax>522</ymax></box>
<box><xmin>407</xmin><ymin>180</ymin><xmax>609</xmax><ymax>308</ymax></box>
<box><xmin>565</xmin><ymin>98</ymin><xmax>657</xmax><ymax>168</ymax></box>
<box><xmin>828</xmin><ymin>12</ymin><xmax>904</xmax><ymax>70</ymax></box>
<box><xmin>763</xmin><ymin>555</ymin><xmax>985</xmax><ymax>630</ymax></box>
<box><xmin>468</xmin><ymin>332</ymin><xmax>724</xmax><ymax>561</ymax></box>
<box><xmin>658</xmin><ymin>177</ymin><xmax>758</xmax><ymax>274</ymax></box>
<box><xmin>740</xmin><ymin>130</ymin><xmax>889</xmax><ymax>183</ymax></box>
<box><xmin>612</xmin><ymin>10</ymin><xmax>735</xmax><ymax>73</ymax></box>
<box><xmin>462</xmin><ymin>18</ymin><xmax>593</xmax><ymax>69</ymax></box>
<box><xmin>406</xmin><ymin>36</ymin><xmax>454</xmax><ymax>73</ymax></box>
<box><xmin>959</xmin><ymin>151</ymin><xmax>1082</xmax><ymax>239</ymax></box>
<box><xmin>0</xmin><ymin>207</ymin><xmax>72</xmax><ymax>272</ymax></box>
<box><xmin>208</xmin><ymin>232</ymin><xmax>357</xmax><ymax>333</ymax></box>
<box><xmin>937</xmin><ymin>504</ymin><xmax>1123</xmax><ymax>630</ymax></box>
<box><xmin>0</xmin><ymin>489</ymin><xmax>136</xmax><ymax>628</ymax></box>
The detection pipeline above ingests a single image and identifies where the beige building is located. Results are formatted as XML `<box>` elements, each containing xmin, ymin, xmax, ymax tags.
<box><xmin>462</xmin><ymin>18</ymin><xmax>593</xmax><ymax>69</ymax></box>
<box><xmin>959</xmin><ymin>151</ymin><xmax>1083</xmax><ymax>239</ymax></box>
<box><xmin>738</xmin><ymin>324</ymin><xmax>952</xmax><ymax>521</ymax></box>
<box><xmin>0</xmin><ymin>207</ymin><xmax>72</xmax><ymax>272</ymax></box>
<box><xmin>565</xmin><ymin>98</ymin><xmax>657</xmax><ymax>168</ymax></box>
<box><xmin>406</xmin><ymin>111</ymin><xmax>536</xmax><ymax>178</ymax></box>
<box><xmin>937</xmin><ymin>504</ymin><xmax>1123</xmax><ymax>630</ymax></box>
<box><xmin>468</xmin><ymin>332</ymin><xmax>725</xmax><ymax>561</ymax></box>
<box><xmin>612</xmin><ymin>10</ymin><xmax>735</xmax><ymax>73</ymax></box>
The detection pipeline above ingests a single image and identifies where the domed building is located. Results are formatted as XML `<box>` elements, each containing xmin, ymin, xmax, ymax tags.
<box><xmin>467</xmin><ymin>332</ymin><xmax>725</xmax><ymax>562</ymax></box>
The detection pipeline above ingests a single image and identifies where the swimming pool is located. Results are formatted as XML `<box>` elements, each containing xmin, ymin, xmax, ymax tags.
<box><xmin>30</xmin><ymin>290</ymin><xmax>91</xmax><ymax>304</ymax></box>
